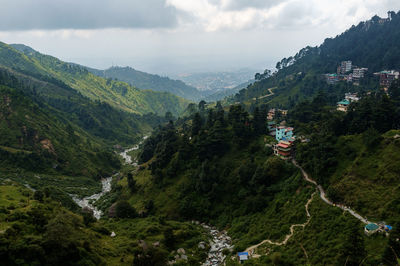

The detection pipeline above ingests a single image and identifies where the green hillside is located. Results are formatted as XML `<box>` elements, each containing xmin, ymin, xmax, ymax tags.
<box><xmin>1</xmin><ymin>43</ymin><xmax>189</xmax><ymax>116</ymax></box>
<box><xmin>88</xmin><ymin>66</ymin><xmax>204</xmax><ymax>101</ymax></box>
<box><xmin>0</xmin><ymin>84</ymin><xmax>120</xmax><ymax>177</ymax></box>
<box><xmin>108</xmin><ymin>98</ymin><xmax>399</xmax><ymax>265</ymax></box>
<box><xmin>0</xmin><ymin>180</ymin><xmax>208</xmax><ymax>265</ymax></box>
<box><xmin>233</xmin><ymin>11</ymin><xmax>400</xmax><ymax>108</ymax></box>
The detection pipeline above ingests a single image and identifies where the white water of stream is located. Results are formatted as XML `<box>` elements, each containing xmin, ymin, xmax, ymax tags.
<box><xmin>71</xmin><ymin>176</ymin><xmax>113</xmax><ymax>219</ymax></box>
<box><xmin>71</xmin><ymin>136</ymin><xmax>148</xmax><ymax>219</ymax></box>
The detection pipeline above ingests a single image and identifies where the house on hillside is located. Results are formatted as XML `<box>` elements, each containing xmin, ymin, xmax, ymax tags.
<box><xmin>337</xmin><ymin>61</ymin><xmax>352</xmax><ymax>74</ymax></box>
<box><xmin>267</xmin><ymin>108</ymin><xmax>276</xmax><ymax>120</ymax></box>
<box><xmin>375</xmin><ymin>70</ymin><xmax>399</xmax><ymax>89</ymax></box>
<box><xmin>273</xmin><ymin>141</ymin><xmax>293</xmax><ymax>160</ymax></box>
<box><xmin>364</xmin><ymin>223</ymin><xmax>379</xmax><ymax>235</ymax></box>
<box><xmin>237</xmin><ymin>252</ymin><xmax>249</xmax><ymax>263</ymax></box>
<box><xmin>325</xmin><ymin>73</ymin><xmax>339</xmax><ymax>84</ymax></box>
<box><xmin>352</xmin><ymin>68</ymin><xmax>368</xmax><ymax>85</ymax></box>
<box><xmin>267</xmin><ymin>121</ymin><xmax>276</xmax><ymax>136</ymax></box>
<box><xmin>337</xmin><ymin>99</ymin><xmax>350</xmax><ymax>112</ymax></box>
<box><xmin>345</xmin><ymin>93</ymin><xmax>360</xmax><ymax>102</ymax></box>
<box><xmin>276</xmin><ymin>126</ymin><xmax>294</xmax><ymax>142</ymax></box>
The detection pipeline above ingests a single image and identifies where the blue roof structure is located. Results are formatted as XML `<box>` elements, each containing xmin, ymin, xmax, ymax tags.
<box><xmin>338</xmin><ymin>99</ymin><xmax>350</xmax><ymax>105</ymax></box>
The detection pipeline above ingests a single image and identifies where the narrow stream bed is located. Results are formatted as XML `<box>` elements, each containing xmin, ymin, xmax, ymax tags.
<box><xmin>71</xmin><ymin>137</ymin><xmax>146</xmax><ymax>219</ymax></box>
<box><xmin>71</xmin><ymin>176</ymin><xmax>113</xmax><ymax>219</ymax></box>
<box><xmin>202</xmin><ymin>224</ymin><xmax>233</xmax><ymax>266</ymax></box>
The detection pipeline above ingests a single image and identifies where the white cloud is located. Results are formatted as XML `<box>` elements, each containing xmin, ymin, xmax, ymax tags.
<box><xmin>167</xmin><ymin>0</ymin><xmax>400</xmax><ymax>32</ymax></box>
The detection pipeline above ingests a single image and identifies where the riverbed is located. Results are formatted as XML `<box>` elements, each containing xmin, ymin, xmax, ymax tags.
<box><xmin>71</xmin><ymin>138</ymin><xmax>145</xmax><ymax>219</ymax></box>
<box><xmin>71</xmin><ymin>176</ymin><xmax>113</xmax><ymax>219</ymax></box>
<box><xmin>202</xmin><ymin>224</ymin><xmax>233</xmax><ymax>266</ymax></box>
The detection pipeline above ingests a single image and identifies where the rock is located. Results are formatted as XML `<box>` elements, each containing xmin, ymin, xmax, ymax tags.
<box><xmin>177</xmin><ymin>248</ymin><xmax>186</xmax><ymax>255</ymax></box>
<box><xmin>153</xmin><ymin>241</ymin><xmax>160</xmax><ymax>247</ymax></box>
<box><xmin>110</xmin><ymin>231</ymin><xmax>116</xmax><ymax>237</ymax></box>
<box><xmin>181</xmin><ymin>254</ymin><xmax>188</xmax><ymax>260</ymax></box>
<box><xmin>198</xmin><ymin>242</ymin><xmax>206</xmax><ymax>249</ymax></box>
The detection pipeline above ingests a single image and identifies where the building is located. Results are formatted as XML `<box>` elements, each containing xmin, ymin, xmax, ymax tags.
<box><xmin>275</xmin><ymin>126</ymin><xmax>294</xmax><ymax>142</ymax></box>
<box><xmin>325</xmin><ymin>73</ymin><xmax>339</xmax><ymax>84</ymax></box>
<box><xmin>279</xmin><ymin>109</ymin><xmax>288</xmax><ymax>116</ymax></box>
<box><xmin>337</xmin><ymin>99</ymin><xmax>350</xmax><ymax>112</ymax></box>
<box><xmin>338</xmin><ymin>61</ymin><xmax>352</xmax><ymax>74</ymax></box>
<box><xmin>377</xmin><ymin>70</ymin><xmax>399</xmax><ymax>88</ymax></box>
<box><xmin>237</xmin><ymin>252</ymin><xmax>249</xmax><ymax>263</ymax></box>
<box><xmin>352</xmin><ymin>68</ymin><xmax>368</xmax><ymax>85</ymax></box>
<box><xmin>345</xmin><ymin>93</ymin><xmax>360</xmax><ymax>102</ymax></box>
<box><xmin>267</xmin><ymin>121</ymin><xmax>276</xmax><ymax>136</ymax></box>
<box><xmin>273</xmin><ymin>141</ymin><xmax>293</xmax><ymax>160</ymax></box>
<box><xmin>364</xmin><ymin>223</ymin><xmax>379</xmax><ymax>235</ymax></box>
<box><xmin>267</xmin><ymin>108</ymin><xmax>275</xmax><ymax>120</ymax></box>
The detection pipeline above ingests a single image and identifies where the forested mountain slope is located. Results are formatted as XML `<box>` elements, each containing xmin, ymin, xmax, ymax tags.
<box><xmin>0</xmin><ymin>43</ymin><xmax>189</xmax><ymax>116</ymax></box>
<box><xmin>234</xmin><ymin>11</ymin><xmax>400</xmax><ymax>107</ymax></box>
<box><xmin>88</xmin><ymin>66</ymin><xmax>203</xmax><ymax>101</ymax></box>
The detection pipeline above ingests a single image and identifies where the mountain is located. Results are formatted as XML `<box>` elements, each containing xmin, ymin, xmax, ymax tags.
<box><xmin>177</xmin><ymin>69</ymin><xmax>256</xmax><ymax>92</ymax></box>
<box><xmin>0</xmin><ymin>80</ymin><xmax>120</xmax><ymax>177</ymax></box>
<box><xmin>3</xmin><ymin>11</ymin><xmax>400</xmax><ymax>266</ymax></box>
<box><xmin>235</xmin><ymin>11</ymin><xmax>400</xmax><ymax>107</ymax></box>
<box><xmin>88</xmin><ymin>66</ymin><xmax>204</xmax><ymax>101</ymax></box>
<box><xmin>204</xmin><ymin>79</ymin><xmax>254</xmax><ymax>102</ymax></box>
<box><xmin>2</xmin><ymin>43</ymin><xmax>189</xmax><ymax>117</ymax></box>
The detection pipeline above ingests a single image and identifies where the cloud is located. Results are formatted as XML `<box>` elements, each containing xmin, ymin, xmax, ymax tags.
<box><xmin>0</xmin><ymin>0</ymin><xmax>180</xmax><ymax>30</ymax></box>
<box><xmin>222</xmin><ymin>0</ymin><xmax>283</xmax><ymax>10</ymax></box>
<box><xmin>167</xmin><ymin>0</ymin><xmax>400</xmax><ymax>32</ymax></box>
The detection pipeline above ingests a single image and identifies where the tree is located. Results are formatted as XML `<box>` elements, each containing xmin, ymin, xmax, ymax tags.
<box><xmin>163</xmin><ymin>228</ymin><xmax>175</xmax><ymax>250</ymax></box>
<box><xmin>252</xmin><ymin>107</ymin><xmax>266</xmax><ymax>135</ymax></box>
<box><xmin>191</xmin><ymin>113</ymin><xmax>202</xmax><ymax>136</ymax></box>
<box><xmin>127</xmin><ymin>173</ymin><xmax>136</xmax><ymax>193</ymax></box>
<box><xmin>115</xmin><ymin>201</ymin><xmax>137</xmax><ymax>218</ymax></box>
<box><xmin>339</xmin><ymin>221</ymin><xmax>366</xmax><ymax>266</ymax></box>
<box><xmin>165</xmin><ymin>111</ymin><xmax>174</xmax><ymax>122</ymax></box>
<box><xmin>33</xmin><ymin>190</ymin><xmax>44</xmax><ymax>202</ymax></box>
<box><xmin>198</xmin><ymin>100</ymin><xmax>206</xmax><ymax>113</ymax></box>
<box><xmin>382</xmin><ymin>222</ymin><xmax>400</xmax><ymax>265</ymax></box>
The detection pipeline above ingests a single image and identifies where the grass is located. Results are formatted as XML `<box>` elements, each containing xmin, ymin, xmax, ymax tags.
<box><xmin>0</xmin><ymin>180</ymin><xmax>208</xmax><ymax>265</ymax></box>
<box><xmin>328</xmin><ymin>133</ymin><xmax>400</xmax><ymax>222</ymax></box>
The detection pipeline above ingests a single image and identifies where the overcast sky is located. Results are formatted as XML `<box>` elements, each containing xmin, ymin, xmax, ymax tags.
<box><xmin>0</xmin><ymin>0</ymin><xmax>399</xmax><ymax>75</ymax></box>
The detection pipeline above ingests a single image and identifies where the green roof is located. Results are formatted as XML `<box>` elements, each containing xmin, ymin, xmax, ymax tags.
<box><xmin>365</xmin><ymin>223</ymin><xmax>379</xmax><ymax>231</ymax></box>
<box><xmin>338</xmin><ymin>99</ymin><xmax>350</xmax><ymax>105</ymax></box>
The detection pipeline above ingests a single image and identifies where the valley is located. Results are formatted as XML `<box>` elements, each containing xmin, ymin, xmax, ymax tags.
<box><xmin>1</xmin><ymin>8</ymin><xmax>400</xmax><ymax>266</ymax></box>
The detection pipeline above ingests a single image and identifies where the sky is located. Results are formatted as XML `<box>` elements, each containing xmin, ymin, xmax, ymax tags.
<box><xmin>0</xmin><ymin>0</ymin><xmax>399</xmax><ymax>75</ymax></box>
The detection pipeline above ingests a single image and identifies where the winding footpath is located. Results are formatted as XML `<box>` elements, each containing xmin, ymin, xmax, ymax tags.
<box><xmin>244</xmin><ymin>160</ymin><xmax>371</xmax><ymax>258</ymax></box>
<box><xmin>245</xmin><ymin>192</ymin><xmax>316</xmax><ymax>258</ymax></box>
<box><xmin>292</xmin><ymin>160</ymin><xmax>371</xmax><ymax>225</ymax></box>
<box><xmin>252</xmin><ymin>88</ymin><xmax>275</xmax><ymax>101</ymax></box>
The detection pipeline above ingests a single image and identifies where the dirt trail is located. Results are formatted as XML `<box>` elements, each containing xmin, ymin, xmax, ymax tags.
<box><xmin>292</xmin><ymin>160</ymin><xmax>371</xmax><ymax>225</ymax></box>
<box><xmin>244</xmin><ymin>160</ymin><xmax>372</xmax><ymax>258</ymax></box>
<box><xmin>245</xmin><ymin>192</ymin><xmax>316</xmax><ymax>257</ymax></box>
<box><xmin>253</xmin><ymin>88</ymin><xmax>275</xmax><ymax>100</ymax></box>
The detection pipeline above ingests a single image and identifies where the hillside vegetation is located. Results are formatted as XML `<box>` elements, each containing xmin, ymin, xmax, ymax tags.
<box><xmin>234</xmin><ymin>11</ymin><xmax>400</xmax><ymax>108</ymax></box>
<box><xmin>88</xmin><ymin>66</ymin><xmax>203</xmax><ymax>101</ymax></box>
<box><xmin>1</xmin><ymin>43</ymin><xmax>189</xmax><ymax>116</ymax></box>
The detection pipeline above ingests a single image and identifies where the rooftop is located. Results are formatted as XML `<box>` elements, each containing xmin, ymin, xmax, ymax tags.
<box><xmin>365</xmin><ymin>223</ymin><xmax>379</xmax><ymax>231</ymax></box>
<box><xmin>338</xmin><ymin>99</ymin><xmax>350</xmax><ymax>105</ymax></box>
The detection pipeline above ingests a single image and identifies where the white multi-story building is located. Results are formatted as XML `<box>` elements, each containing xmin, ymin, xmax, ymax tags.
<box><xmin>353</xmin><ymin>68</ymin><xmax>368</xmax><ymax>78</ymax></box>
<box><xmin>339</xmin><ymin>61</ymin><xmax>352</xmax><ymax>74</ymax></box>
